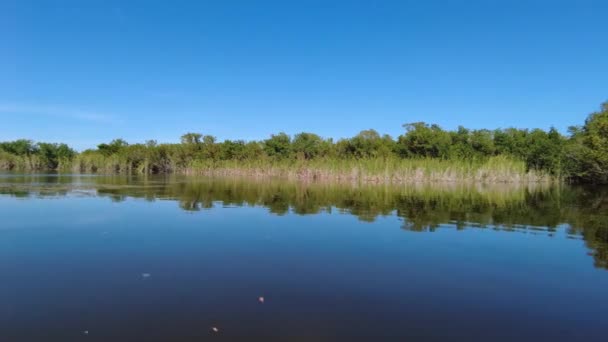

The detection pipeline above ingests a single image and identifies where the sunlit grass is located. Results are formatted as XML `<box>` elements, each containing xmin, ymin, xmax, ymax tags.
<box><xmin>3</xmin><ymin>151</ymin><xmax>552</xmax><ymax>184</ymax></box>
<box><xmin>177</xmin><ymin>155</ymin><xmax>550</xmax><ymax>183</ymax></box>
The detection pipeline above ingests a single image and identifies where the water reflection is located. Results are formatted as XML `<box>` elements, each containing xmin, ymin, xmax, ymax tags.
<box><xmin>1</xmin><ymin>173</ymin><xmax>607</xmax><ymax>269</ymax></box>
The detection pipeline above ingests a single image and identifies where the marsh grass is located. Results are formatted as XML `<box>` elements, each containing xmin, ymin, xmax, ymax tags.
<box><xmin>178</xmin><ymin>155</ymin><xmax>549</xmax><ymax>184</ymax></box>
<box><xmin>3</xmin><ymin>151</ymin><xmax>551</xmax><ymax>184</ymax></box>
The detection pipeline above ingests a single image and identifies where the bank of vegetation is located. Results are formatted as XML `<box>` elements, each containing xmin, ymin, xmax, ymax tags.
<box><xmin>2</xmin><ymin>101</ymin><xmax>608</xmax><ymax>184</ymax></box>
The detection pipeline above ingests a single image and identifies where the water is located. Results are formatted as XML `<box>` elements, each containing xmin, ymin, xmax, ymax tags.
<box><xmin>1</xmin><ymin>174</ymin><xmax>608</xmax><ymax>341</ymax></box>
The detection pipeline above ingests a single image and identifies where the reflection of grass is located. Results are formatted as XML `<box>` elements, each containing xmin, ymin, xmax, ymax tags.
<box><xmin>2</xmin><ymin>174</ymin><xmax>607</xmax><ymax>269</ymax></box>
<box><xmin>0</xmin><ymin>172</ymin><xmax>542</xmax><ymax>210</ymax></box>
<box><xmin>89</xmin><ymin>175</ymin><xmax>544</xmax><ymax>216</ymax></box>
<box><xmin>94</xmin><ymin>177</ymin><xmax>608</xmax><ymax>270</ymax></box>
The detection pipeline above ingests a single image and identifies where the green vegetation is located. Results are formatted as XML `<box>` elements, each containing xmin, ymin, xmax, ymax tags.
<box><xmin>0</xmin><ymin>140</ymin><xmax>75</xmax><ymax>171</ymax></box>
<box><xmin>2</xmin><ymin>101</ymin><xmax>608</xmax><ymax>183</ymax></box>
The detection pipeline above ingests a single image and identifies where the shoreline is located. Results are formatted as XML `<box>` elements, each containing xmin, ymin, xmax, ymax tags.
<box><xmin>1</xmin><ymin>166</ymin><xmax>554</xmax><ymax>185</ymax></box>
<box><xmin>176</xmin><ymin>167</ymin><xmax>554</xmax><ymax>184</ymax></box>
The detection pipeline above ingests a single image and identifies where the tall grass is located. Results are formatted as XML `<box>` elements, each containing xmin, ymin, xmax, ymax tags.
<box><xmin>179</xmin><ymin>155</ymin><xmax>549</xmax><ymax>184</ymax></box>
<box><xmin>0</xmin><ymin>152</ymin><xmax>74</xmax><ymax>172</ymax></box>
<box><xmin>2</xmin><ymin>151</ymin><xmax>551</xmax><ymax>184</ymax></box>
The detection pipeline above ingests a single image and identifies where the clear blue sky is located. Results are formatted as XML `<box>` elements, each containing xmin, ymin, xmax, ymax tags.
<box><xmin>2</xmin><ymin>0</ymin><xmax>607</xmax><ymax>150</ymax></box>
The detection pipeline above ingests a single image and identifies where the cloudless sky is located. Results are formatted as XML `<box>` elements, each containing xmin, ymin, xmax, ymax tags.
<box><xmin>2</xmin><ymin>0</ymin><xmax>607</xmax><ymax>150</ymax></box>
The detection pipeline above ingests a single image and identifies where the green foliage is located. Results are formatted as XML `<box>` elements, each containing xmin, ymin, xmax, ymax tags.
<box><xmin>220</xmin><ymin>140</ymin><xmax>247</xmax><ymax>160</ymax></box>
<box><xmin>292</xmin><ymin>132</ymin><xmax>325</xmax><ymax>160</ymax></box>
<box><xmin>398</xmin><ymin>122</ymin><xmax>452</xmax><ymax>158</ymax></box>
<box><xmin>565</xmin><ymin>101</ymin><xmax>608</xmax><ymax>183</ymax></box>
<box><xmin>524</xmin><ymin>128</ymin><xmax>564</xmax><ymax>175</ymax></box>
<box><xmin>2</xmin><ymin>100</ymin><xmax>608</xmax><ymax>183</ymax></box>
<box><xmin>37</xmin><ymin>143</ymin><xmax>76</xmax><ymax>169</ymax></box>
<box><xmin>0</xmin><ymin>139</ymin><xmax>37</xmax><ymax>156</ymax></box>
<box><xmin>0</xmin><ymin>139</ymin><xmax>76</xmax><ymax>170</ymax></box>
<box><xmin>263</xmin><ymin>133</ymin><xmax>292</xmax><ymax>159</ymax></box>
<box><xmin>97</xmin><ymin>139</ymin><xmax>128</xmax><ymax>157</ymax></box>
<box><xmin>180</xmin><ymin>133</ymin><xmax>202</xmax><ymax>145</ymax></box>
<box><xmin>337</xmin><ymin>130</ymin><xmax>396</xmax><ymax>159</ymax></box>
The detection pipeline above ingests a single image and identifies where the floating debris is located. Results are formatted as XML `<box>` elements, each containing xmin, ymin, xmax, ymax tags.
<box><xmin>141</xmin><ymin>273</ymin><xmax>151</xmax><ymax>278</ymax></box>
<box><xmin>211</xmin><ymin>327</ymin><xmax>220</xmax><ymax>333</ymax></box>
<box><xmin>258</xmin><ymin>296</ymin><xmax>265</xmax><ymax>303</ymax></box>
<box><xmin>83</xmin><ymin>330</ymin><xmax>89</xmax><ymax>335</ymax></box>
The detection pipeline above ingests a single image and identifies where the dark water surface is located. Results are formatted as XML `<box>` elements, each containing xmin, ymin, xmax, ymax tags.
<box><xmin>1</xmin><ymin>174</ymin><xmax>608</xmax><ymax>341</ymax></box>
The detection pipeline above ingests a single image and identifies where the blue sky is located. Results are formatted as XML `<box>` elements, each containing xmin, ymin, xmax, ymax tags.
<box><xmin>2</xmin><ymin>0</ymin><xmax>607</xmax><ymax>150</ymax></box>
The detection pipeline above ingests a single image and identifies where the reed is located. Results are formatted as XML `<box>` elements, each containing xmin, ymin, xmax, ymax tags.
<box><xmin>175</xmin><ymin>156</ymin><xmax>550</xmax><ymax>184</ymax></box>
<box><xmin>1</xmin><ymin>146</ymin><xmax>553</xmax><ymax>184</ymax></box>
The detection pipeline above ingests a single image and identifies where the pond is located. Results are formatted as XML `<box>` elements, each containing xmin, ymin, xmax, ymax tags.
<box><xmin>1</xmin><ymin>174</ymin><xmax>607</xmax><ymax>341</ymax></box>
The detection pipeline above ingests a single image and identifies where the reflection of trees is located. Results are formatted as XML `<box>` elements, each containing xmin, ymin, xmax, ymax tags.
<box><xmin>262</xmin><ymin>193</ymin><xmax>290</xmax><ymax>215</ymax></box>
<box><xmin>2</xmin><ymin>175</ymin><xmax>608</xmax><ymax>269</ymax></box>
<box><xmin>562</xmin><ymin>187</ymin><xmax>608</xmax><ymax>269</ymax></box>
<box><xmin>0</xmin><ymin>189</ymin><xmax>31</xmax><ymax>198</ymax></box>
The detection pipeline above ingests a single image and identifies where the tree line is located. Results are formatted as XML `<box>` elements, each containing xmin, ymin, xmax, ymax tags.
<box><xmin>1</xmin><ymin>101</ymin><xmax>607</xmax><ymax>183</ymax></box>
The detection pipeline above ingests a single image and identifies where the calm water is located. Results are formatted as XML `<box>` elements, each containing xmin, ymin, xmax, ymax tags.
<box><xmin>1</xmin><ymin>174</ymin><xmax>608</xmax><ymax>341</ymax></box>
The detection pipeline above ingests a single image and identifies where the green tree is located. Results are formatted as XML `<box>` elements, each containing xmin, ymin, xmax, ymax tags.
<box><xmin>568</xmin><ymin>102</ymin><xmax>608</xmax><ymax>183</ymax></box>
<box><xmin>264</xmin><ymin>133</ymin><xmax>291</xmax><ymax>159</ymax></box>
<box><xmin>398</xmin><ymin>122</ymin><xmax>452</xmax><ymax>158</ymax></box>
<box><xmin>449</xmin><ymin>126</ymin><xmax>474</xmax><ymax>159</ymax></box>
<box><xmin>98</xmin><ymin>139</ymin><xmax>128</xmax><ymax>156</ymax></box>
<box><xmin>470</xmin><ymin>129</ymin><xmax>495</xmax><ymax>157</ymax></box>
<box><xmin>292</xmin><ymin>132</ymin><xmax>324</xmax><ymax>160</ymax></box>
<box><xmin>494</xmin><ymin>128</ymin><xmax>528</xmax><ymax>158</ymax></box>
<box><xmin>201</xmin><ymin>135</ymin><xmax>219</xmax><ymax>160</ymax></box>
<box><xmin>180</xmin><ymin>133</ymin><xmax>202</xmax><ymax>145</ymax></box>
<box><xmin>220</xmin><ymin>140</ymin><xmax>247</xmax><ymax>160</ymax></box>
